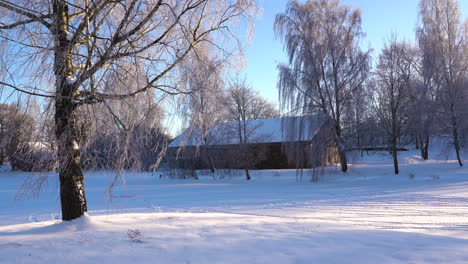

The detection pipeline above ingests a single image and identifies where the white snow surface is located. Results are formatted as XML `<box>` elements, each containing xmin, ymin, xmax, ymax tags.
<box><xmin>1</xmin><ymin>145</ymin><xmax>468</xmax><ymax>263</ymax></box>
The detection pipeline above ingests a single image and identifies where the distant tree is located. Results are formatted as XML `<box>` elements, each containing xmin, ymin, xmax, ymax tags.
<box><xmin>0</xmin><ymin>103</ymin><xmax>35</xmax><ymax>165</ymax></box>
<box><xmin>0</xmin><ymin>103</ymin><xmax>17</xmax><ymax>165</ymax></box>
<box><xmin>225</xmin><ymin>78</ymin><xmax>279</xmax><ymax>121</ymax></box>
<box><xmin>225</xmin><ymin>76</ymin><xmax>279</xmax><ymax>180</ymax></box>
<box><xmin>345</xmin><ymin>81</ymin><xmax>372</xmax><ymax>156</ymax></box>
<box><xmin>275</xmin><ymin>0</ymin><xmax>370</xmax><ymax>172</ymax></box>
<box><xmin>417</xmin><ymin>0</ymin><xmax>468</xmax><ymax>166</ymax></box>
<box><xmin>179</xmin><ymin>44</ymin><xmax>227</xmax><ymax>174</ymax></box>
<box><xmin>0</xmin><ymin>0</ymin><xmax>257</xmax><ymax>220</ymax></box>
<box><xmin>372</xmin><ymin>38</ymin><xmax>415</xmax><ymax>174</ymax></box>
<box><xmin>407</xmin><ymin>46</ymin><xmax>438</xmax><ymax>160</ymax></box>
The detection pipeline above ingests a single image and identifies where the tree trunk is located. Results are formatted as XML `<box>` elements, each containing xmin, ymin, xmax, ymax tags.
<box><xmin>55</xmin><ymin>95</ymin><xmax>88</xmax><ymax>221</ymax></box>
<box><xmin>191</xmin><ymin>169</ymin><xmax>198</xmax><ymax>179</ymax></box>
<box><xmin>202</xmin><ymin>139</ymin><xmax>216</xmax><ymax>173</ymax></box>
<box><xmin>420</xmin><ymin>135</ymin><xmax>429</xmax><ymax>160</ymax></box>
<box><xmin>392</xmin><ymin>139</ymin><xmax>399</xmax><ymax>175</ymax></box>
<box><xmin>201</xmin><ymin>146</ymin><xmax>215</xmax><ymax>173</ymax></box>
<box><xmin>52</xmin><ymin>0</ymin><xmax>88</xmax><ymax>220</ymax></box>
<box><xmin>334</xmin><ymin>124</ymin><xmax>348</xmax><ymax>172</ymax></box>
<box><xmin>450</xmin><ymin>105</ymin><xmax>463</xmax><ymax>167</ymax></box>
<box><xmin>392</xmin><ymin>149</ymin><xmax>399</xmax><ymax>174</ymax></box>
<box><xmin>357</xmin><ymin>132</ymin><xmax>363</xmax><ymax>157</ymax></box>
<box><xmin>208</xmin><ymin>151</ymin><xmax>216</xmax><ymax>173</ymax></box>
<box><xmin>453</xmin><ymin>126</ymin><xmax>463</xmax><ymax>167</ymax></box>
<box><xmin>0</xmin><ymin>151</ymin><xmax>3</xmax><ymax>166</ymax></box>
<box><xmin>338</xmin><ymin>148</ymin><xmax>348</xmax><ymax>172</ymax></box>
<box><xmin>242</xmin><ymin>147</ymin><xmax>251</xmax><ymax>180</ymax></box>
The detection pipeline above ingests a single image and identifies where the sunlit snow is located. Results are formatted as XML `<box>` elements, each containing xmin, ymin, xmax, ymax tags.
<box><xmin>0</xmin><ymin>145</ymin><xmax>467</xmax><ymax>263</ymax></box>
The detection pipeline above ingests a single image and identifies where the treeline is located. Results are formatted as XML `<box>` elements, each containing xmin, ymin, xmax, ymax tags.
<box><xmin>0</xmin><ymin>92</ymin><xmax>168</xmax><ymax>172</ymax></box>
<box><xmin>0</xmin><ymin>47</ymin><xmax>279</xmax><ymax>173</ymax></box>
<box><xmin>0</xmin><ymin>102</ymin><xmax>36</xmax><ymax>167</ymax></box>
<box><xmin>276</xmin><ymin>0</ymin><xmax>468</xmax><ymax>174</ymax></box>
<box><xmin>2</xmin><ymin>0</ymin><xmax>466</xmax><ymax>177</ymax></box>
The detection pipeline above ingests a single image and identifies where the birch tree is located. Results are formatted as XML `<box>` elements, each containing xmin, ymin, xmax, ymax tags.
<box><xmin>408</xmin><ymin>47</ymin><xmax>438</xmax><ymax>160</ymax></box>
<box><xmin>274</xmin><ymin>0</ymin><xmax>369</xmax><ymax>172</ymax></box>
<box><xmin>417</xmin><ymin>0</ymin><xmax>468</xmax><ymax>166</ymax></box>
<box><xmin>372</xmin><ymin>38</ymin><xmax>415</xmax><ymax>175</ymax></box>
<box><xmin>179</xmin><ymin>44</ymin><xmax>227</xmax><ymax>173</ymax></box>
<box><xmin>345</xmin><ymin>81</ymin><xmax>371</xmax><ymax>155</ymax></box>
<box><xmin>0</xmin><ymin>0</ymin><xmax>256</xmax><ymax>220</ymax></box>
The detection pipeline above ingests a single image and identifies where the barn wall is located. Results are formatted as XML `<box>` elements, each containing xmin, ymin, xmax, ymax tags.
<box><xmin>167</xmin><ymin>142</ymin><xmax>291</xmax><ymax>170</ymax></box>
<box><xmin>281</xmin><ymin>120</ymin><xmax>340</xmax><ymax>169</ymax></box>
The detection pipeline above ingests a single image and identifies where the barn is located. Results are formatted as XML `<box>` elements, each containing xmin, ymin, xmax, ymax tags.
<box><xmin>166</xmin><ymin>115</ymin><xmax>339</xmax><ymax>170</ymax></box>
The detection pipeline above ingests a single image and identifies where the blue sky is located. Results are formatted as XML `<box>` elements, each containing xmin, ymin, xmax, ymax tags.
<box><xmin>241</xmin><ymin>0</ymin><xmax>468</xmax><ymax>105</ymax></box>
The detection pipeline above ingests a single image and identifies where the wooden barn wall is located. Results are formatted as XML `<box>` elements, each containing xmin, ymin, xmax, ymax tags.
<box><xmin>167</xmin><ymin>142</ymin><xmax>291</xmax><ymax>170</ymax></box>
<box><xmin>166</xmin><ymin>139</ymin><xmax>339</xmax><ymax>170</ymax></box>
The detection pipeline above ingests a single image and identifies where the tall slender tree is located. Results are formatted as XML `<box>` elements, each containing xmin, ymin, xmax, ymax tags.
<box><xmin>372</xmin><ymin>38</ymin><xmax>415</xmax><ymax>175</ymax></box>
<box><xmin>408</xmin><ymin>47</ymin><xmax>438</xmax><ymax>160</ymax></box>
<box><xmin>274</xmin><ymin>0</ymin><xmax>369</xmax><ymax>172</ymax></box>
<box><xmin>417</xmin><ymin>0</ymin><xmax>468</xmax><ymax>166</ymax></box>
<box><xmin>179</xmin><ymin>44</ymin><xmax>227</xmax><ymax>174</ymax></box>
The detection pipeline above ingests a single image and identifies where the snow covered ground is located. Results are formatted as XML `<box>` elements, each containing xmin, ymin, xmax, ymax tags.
<box><xmin>1</xmin><ymin>147</ymin><xmax>468</xmax><ymax>263</ymax></box>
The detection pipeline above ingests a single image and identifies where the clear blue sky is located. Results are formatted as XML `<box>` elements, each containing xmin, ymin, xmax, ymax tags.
<box><xmin>241</xmin><ymin>0</ymin><xmax>468</xmax><ymax>105</ymax></box>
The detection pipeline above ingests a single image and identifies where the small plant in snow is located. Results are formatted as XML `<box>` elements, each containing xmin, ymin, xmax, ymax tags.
<box><xmin>78</xmin><ymin>232</ymin><xmax>89</xmax><ymax>246</ymax></box>
<box><xmin>127</xmin><ymin>229</ymin><xmax>143</xmax><ymax>243</ymax></box>
<box><xmin>28</xmin><ymin>215</ymin><xmax>39</xmax><ymax>222</ymax></box>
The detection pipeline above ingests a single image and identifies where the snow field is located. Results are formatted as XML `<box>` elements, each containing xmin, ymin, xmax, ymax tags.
<box><xmin>1</xmin><ymin>148</ymin><xmax>468</xmax><ymax>263</ymax></box>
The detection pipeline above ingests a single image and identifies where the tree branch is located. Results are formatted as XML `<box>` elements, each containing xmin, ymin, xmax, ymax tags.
<box><xmin>0</xmin><ymin>81</ymin><xmax>54</xmax><ymax>98</ymax></box>
<box><xmin>0</xmin><ymin>0</ymin><xmax>51</xmax><ymax>29</ymax></box>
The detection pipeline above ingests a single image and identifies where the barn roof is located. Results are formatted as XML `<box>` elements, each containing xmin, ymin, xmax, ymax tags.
<box><xmin>168</xmin><ymin>115</ymin><xmax>327</xmax><ymax>148</ymax></box>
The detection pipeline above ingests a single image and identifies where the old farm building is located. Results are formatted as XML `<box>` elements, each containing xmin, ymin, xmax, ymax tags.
<box><xmin>167</xmin><ymin>116</ymin><xmax>340</xmax><ymax>170</ymax></box>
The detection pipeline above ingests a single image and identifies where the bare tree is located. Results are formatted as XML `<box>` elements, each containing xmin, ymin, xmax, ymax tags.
<box><xmin>225</xmin><ymin>76</ymin><xmax>278</xmax><ymax>180</ymax></box>
<box><xmin>372</xmin><ymin>38</ymin><xmax>415</xmax><ymax>175</ymax></box>
<box><xmin>225</xmin><ymin>81</ymin><xmax>279</xmax><ymax>121</ymax></box>
<box><xmin>0</xmin><ymin>102</ymin><xmax>35</xmax><ymax>165</ymax></box>
<box><xmin>417</xmin><ymin>0</ymin><xmax>468</xmax><ymax>166</ymax></box>
<box><xmin>407</xmin><ymin>46</ymin><xmax>438</xmax><ymax>160</ymax></box>
<box><xmin>275</xmin><ymin>0</ymin><xmax>369</xmax><ymax>172</ymax></box>
<box><xmin>345</xmin><ymin>81</ymin><xmax>372</xmax><ymax>156</ymax></box>
<box><xmin>0</xmin><ymin>0</ymin><xmax>256</xmax><ymax>220</ymax></box>
<box><xmin>179</xmin><ymin>44</ymin><xmax>227</xmax><ymax>174</ymax></box>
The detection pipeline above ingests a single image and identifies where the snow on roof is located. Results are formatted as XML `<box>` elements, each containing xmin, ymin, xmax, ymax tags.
<box><xmin>169</xmin><ymin>115</ymin><xmax>327</xmax><ymax>148</ymax></box>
